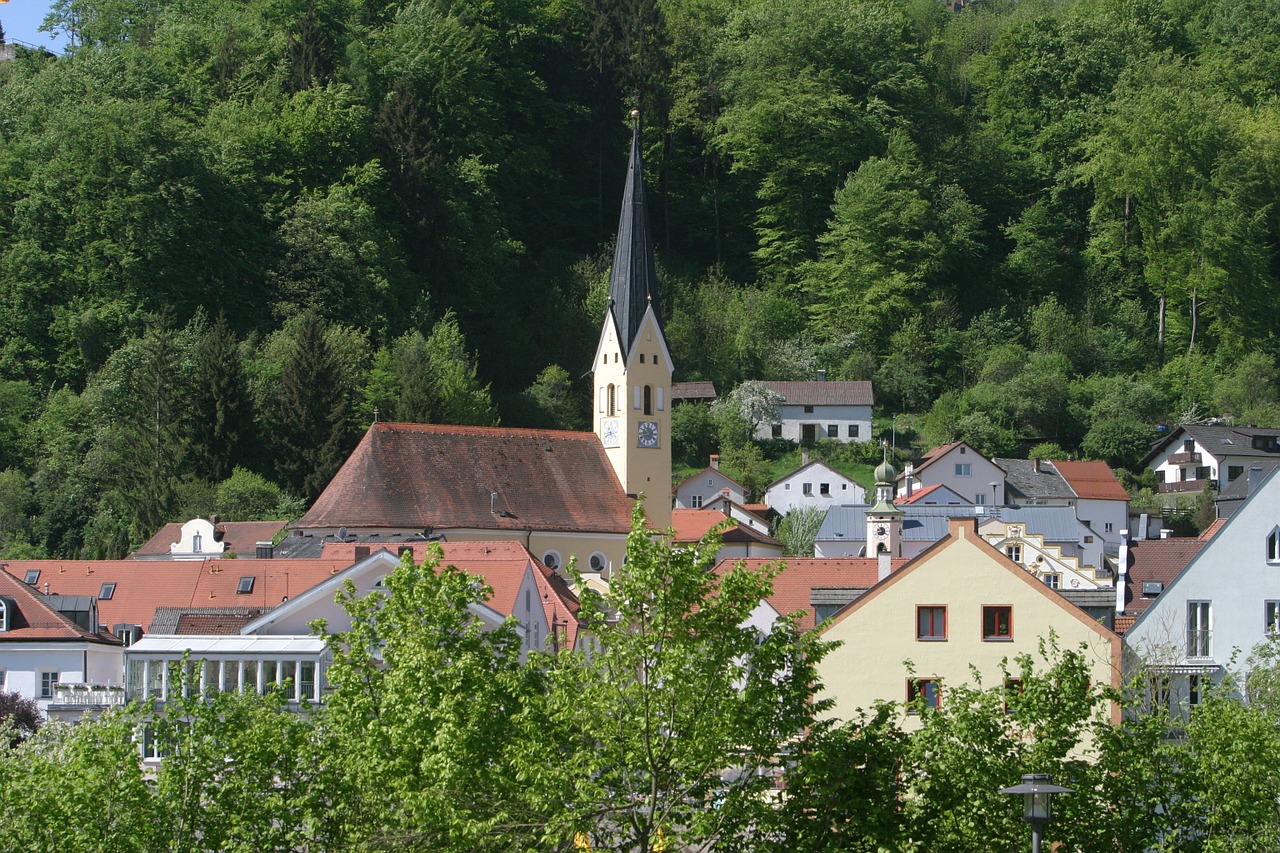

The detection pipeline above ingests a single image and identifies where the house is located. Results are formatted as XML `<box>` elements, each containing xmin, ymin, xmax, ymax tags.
<box><xmin>751</xmin><ymin>376</ymin><xmax>873</xmax><ymax>445</ymax></box>
<box><xmin>698</xmin><ymin>494</ymin><xmax>772</xmax><ymax>534</ymax></box>
<box><xmin>0</xmin><ymin>572</ymin><xmax>121</xmax><ymax>718</ymax></box>
<box><xmin>998</xmin><ymin>458</ymin><xmax>1129</xmax><ymax>548</ymax></box>
<box><xmin>898</xmin><ymin>441</ymin><xmax>1006</xmax><ymax>506</ymax></box>
<box><xmin>674</xmin><ymin>456</ymin><xmax>748</xmax><ymax>508</ymax></box>
<box><xmin>131</xmin><ymin>518</ymin><xmax>287</xmax><ymax>560</ymax></box>
<box><xmin>979</xmin><ymin>516</ymin><xmax>1112</xmax><ymax>591</ymax></box>
<box><xmin>764</xmin><ymin>460</ymin><xmax>867</xmax><ymax>515</ymax></box>
<box><xmin>715</xmin><ymin>556</ymin><xmax>907</xmax><ymax>633</ymax></box>
<box><xmin>670</xmin><ymin>381</ymin><xmax>717</xmax><ymax>406</ymax></box>
<box><xmin>1122</xmin><ymin>467</ymin><xmax>1280</xmax><ymax>716</ymax></box>
<box><xmin>671</xmin><ymin>509</ymin><xmax>783</xmax><ymax>561</ymax></box>
<box><xmin>289</xmin><ymin>116</ymin><xmax>673</xmax><ymax>578</ymax></box>
<box><xmin>1141</xmin><ymin>424</ymin><xmax>1280</xmax><ymax>496</ymax></box>
<box><xmin>815</xmin><ymin>518</ymin><xmax>1121</xmax><ymax>729</ymax></box>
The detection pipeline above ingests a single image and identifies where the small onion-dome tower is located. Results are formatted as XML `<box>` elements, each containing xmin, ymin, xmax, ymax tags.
<box><xmin>867</xmin><ymin>452</ymin><xmax>904</xmax><ymax>557</ymax></box>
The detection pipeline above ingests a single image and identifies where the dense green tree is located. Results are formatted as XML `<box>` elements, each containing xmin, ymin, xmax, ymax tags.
<box><xmin>423</xmin><ymin>310</ymin><xmax>498</xmax><ymax>427</ymax></box>
<box><xmin>190</xmin><ymin>313</ymin><xmax>251</xmax><ymax>482</ymax></box>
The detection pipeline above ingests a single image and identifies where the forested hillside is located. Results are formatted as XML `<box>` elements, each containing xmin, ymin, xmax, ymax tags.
<box><xmin>2</xmin><ymin>0</ymin><xmax>1279</xmax><ymax>558</ymax></box>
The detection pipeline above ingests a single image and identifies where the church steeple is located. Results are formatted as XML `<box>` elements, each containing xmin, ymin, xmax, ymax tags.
<box><xmin>592</xmin><ymin>109</ymin><xmax>673</xmax><ymax>532</ymax></box>
<box><xmin>608</xmin><ymin>110</ymin><xmax>661</xmax><ymax>359</ymax></box>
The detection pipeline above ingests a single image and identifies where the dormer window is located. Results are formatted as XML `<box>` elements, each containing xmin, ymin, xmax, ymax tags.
<box><xmin>0</xmin><ymin>598</ymin><xmax>9</xmax><ymax>632</ymax></box>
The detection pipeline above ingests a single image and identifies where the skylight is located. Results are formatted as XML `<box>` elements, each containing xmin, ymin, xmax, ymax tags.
<box><xmin>99</xmin><ymin>582</ymin><xmax>116</xmax><ymax>600</ymax></box>
<box><xmin>23</xmin><ymin>570</ymin><xmax>40</xmax><ymax>585</ymax></box>
<box><xmin>237</xmin><ymin>576</ymin><xmax>255</xmax><ymax>595</ymax></box>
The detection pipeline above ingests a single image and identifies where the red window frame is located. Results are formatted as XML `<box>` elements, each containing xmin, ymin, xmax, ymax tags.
<box><xmin>917</xmin><ymin>606</ymin><xmax>947</xmax><ymax>641</ymax></box>
<box><xmin>982</xmin><ymin>605</ymin><xmax>1013</xmax><ymax>641</ymax></box>
<box><xmin>907</xmin><ymin>678</ymin><xmax>941</xmax><ymax>713</ymax></box>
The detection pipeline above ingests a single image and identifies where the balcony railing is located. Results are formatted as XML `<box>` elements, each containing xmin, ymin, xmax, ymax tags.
<box><xmin>1167</xmin><ymin>451</ymin><xmax>1202</xmax><ymax>465</ymax></box>
<box><xmin>47</xmin><ymin>683</ymin><xmax>127</xmax><ymax>709</ymax></box>
<box><xmin>1158</xmin><ymin>479</ymin><xmax>1214</xmax><ymax>494</ymax></box>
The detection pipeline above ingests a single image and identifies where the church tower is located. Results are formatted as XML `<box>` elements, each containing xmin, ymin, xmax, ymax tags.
<box><xmin>867</xmin><ymin>454</ymin><xmax>904</xmax><ymax>557</ymax></box>
<box><xmin>593</xmin><ymin>111</ymin><xmax>673</xmax><ymax>530</ymax></box>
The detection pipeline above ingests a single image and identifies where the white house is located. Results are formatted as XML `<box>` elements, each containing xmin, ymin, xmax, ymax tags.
<box><xmin>1141</xmin><ymin>424</ymin><xmax>1280</xmax><ymax>497</ymax></box>
<box><xmin>1124</xmin><ymin>466</ymin><xmax>1280</xmax><ymax>717</ymax></box>
<box><xmin>751</xmin><ymin>378</ymin><xmax>873</xmax><ymax>445</ymax></box>
<box><xmin>898</xmin><ymin>442</ymin><xmax>1006</xmax><ymax>506</ymax></box>
<box><xmin>0</xmin><ymin>572</ymin><xmax>122</xmax><ymax>718</ymax></box>
<box><xmin>674</xmin><ymin>456</ymin><xmax>748</xmax><ymax>509</ymax></box>
<box><xmin>764</xmin><ymin>460</ymin><xmax>866</xmax><ymax>515</ymax></box>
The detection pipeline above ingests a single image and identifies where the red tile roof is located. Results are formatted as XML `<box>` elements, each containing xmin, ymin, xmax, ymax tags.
<box><xmin>1053</xmin><ymin>461</ymin><xmax>1129</xmax><ymax>501</ymax></box>
<box><xmin>132</xmin><ymin>520</ymin><xmax>287</xmax><ymax>558</ymax></box>
<box><xmin>713</xmin><ymin>557</ymin><xmax>905</xmax><ymax>632</ymax></box>
<box><xmin>671</xmin><ymin>509</ymin><xmax>781</xmax><ymax>546</ymax></box>
<box><xmin>0</xmin><ymin>571</ymin><xmax>115</xmax><ymax>643</ymax></box>
<box><xmin>895</xmin><ymin>483</ymin><xmax>943</xmax><ymax>505</ymax></box>
<box><xmin>1123</xmin><ymin>538</ymin><xmax>1211</xmax><ymax>617</ymax></box>
<box><xmin>294</xmin><ymin>423</ymin><xmax>634</xmax><ymax>534</ymax></box>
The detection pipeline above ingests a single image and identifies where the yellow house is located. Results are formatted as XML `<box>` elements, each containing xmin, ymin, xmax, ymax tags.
<box><xmin>817</xmin><ymin>518</ymin><xmax>1120</xmax><ymax>730</ymax></box>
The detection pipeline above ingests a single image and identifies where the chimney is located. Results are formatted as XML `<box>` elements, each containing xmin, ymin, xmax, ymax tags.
<box><xmin>1032</xmin><ymin>457</ymin><xmax>1041</xmax><ymax>474</ymax></box>
<box><xmin>1249</xmin><ymin>466</ymin><xmax>1264</xmax><ymax>495</ymax></box>
<box><xmin>710</xmin><ymin>454</ymin><xmax>720</xmax><ymax>470</ymax></box>
<box><xmin>1115</xmin><ymin>530</ymin><xmax>1129</xmax><ymax>615</ymax></box>
<box><xmin>817</xmin><ymin>369</ymin><xmax>827</xmax><ymax>382</ymax></box>
<box><xmin>877</xmin><ymin>552</ymin><xmax>892</xmax><ymax>581</ymax></box>
<box><xmin>255</xmin><ymin>541</ymin><xmax>274</xmax><ymax>559</ymax></box>
<box><xmin>904</xmin><ymin>462</ymin><xmax>914</xmax><ymax>498</ymax></box>
<box><xmin>948</xmin><ymin>517</ymin><xmax>978</xmax><ymax>538</ymax></box>
<box><xmin>1160</xmin><ymin>529</ymin><xmax>1172</xmax><ymax>539</ymax></box>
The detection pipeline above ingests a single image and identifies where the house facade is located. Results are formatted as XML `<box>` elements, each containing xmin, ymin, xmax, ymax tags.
<box><xmin>1123</xmin><ymin>467</ymin><xmax>1280</xmax><ymax>715</ymax></box>
<box><xmin>751</xmin><ymin>379</ymin><xmax>873</xmax><ymax>445</ymax></box>
<box><xmin>816</xmin><ymin>518</ymin><xmax>1121</xmax><ymax>730</ymax></box>
<box><xmin>899</xmin><ymin>442</ymin><xmax>1006</xmax><ymax>506</ymax></box>
<box><xmin>764</xmin><ymin>460</ymin><xmax>866</xmax><ymax>515</ymax></box>
<box><xmin>674</xmin><ymin>456</ymin><xmax>748</xmax><ymax>509</ymax></box>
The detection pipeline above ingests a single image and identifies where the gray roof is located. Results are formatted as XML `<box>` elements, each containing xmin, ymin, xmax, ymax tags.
<box><xmin>816</xmin><ymin>505</ymin><xmax>980</xmax><ymax>543</ymax></box>
<box><xmin>817</xmin><ymin>504</ymin><xmax>1084</xmax><ymax>545</ymax></box>
<box><xmin>273</xmin><ymin>530</ymin><xmax>432</xmax><ymax>560</ymax></box>
<box><xmin>1141</xmin><ymin>424</ymin><xmax>1280</xmax><ymax>467</ymax></box>
<box><xmin>671</xmin><ymin>381</ymin><xmax>717</xmax><ymax>401</ymax></box>
<box><xmin>995</xmin><ymin>458</ymin><xmax>1074</xmax><ymax>501</ymax></box>
<box><xmin>1217</xmin><ymin>460</ymin><xmax>1280</xmax><ymax>502</ymax></box>
<box><xmin>810</xmin><ymin>587</ymin><xmax>867</xmax><ymax>608</ymax></box>
<box><xmin>608</xmin><ymin>119</ymin><xmax>661</xmax><ymax>358</ymax></box>
<box><xmin>761</xmin><ymin>381</ymin><xmax>874</xmax><ymax>407</ymax></box>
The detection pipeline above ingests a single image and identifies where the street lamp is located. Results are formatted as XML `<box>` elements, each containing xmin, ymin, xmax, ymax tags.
<box><xmin>1000</xmin><ymin>773</ymin><xmax>1072</xmax><ymax>853</ymax></box>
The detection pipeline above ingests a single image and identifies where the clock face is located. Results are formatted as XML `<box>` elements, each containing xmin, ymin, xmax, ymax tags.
<box><xmin>601</xmin><ymin>418</ymin><xmax>620</xmax><ymax>448</ymax></box>
<box><xmin>637</xmin><ymin>420</ymin><xmax>660</xmax><ymax>448</ymax></box>
<box><xmin>875</xmin><ymin>526</ymin><xmax>887</xmax><ymax>537</ymax></box>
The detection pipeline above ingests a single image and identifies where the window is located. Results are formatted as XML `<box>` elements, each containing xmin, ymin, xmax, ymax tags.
<box><xmin>690</xmin><ymin>494</ymin><xmax>704</xmax><ymax>509</ymax></box>
<box><xmin>589</xmin><ymin>552</ymin><xmax>607</xmax><ymax>572</ymax></box>
<box><xmin>639</xmin><ymin>353</ymin><xmax>645</xmax><ymax>363</ymax></box>
<box><xmin>771</xmin><ymin>423</ymin><xmax>782</xmax><ymax>438</ymax></box>
<box><xmin>975</xmin><ymin>493</ymin><xmax>986</xmax><ymax>505</ymax></box>
<box><xmin>983</xmin><ymin>606</ymin><xmax>1012</xmax><ymax>640</ymax></box>
<box><xmin>917</xmin><ymin>606</ymin><xmax>947</xmax><ymax>641</ymax></box>
<box><xmin>192</xmin><ymin>533</ymin><xmax>203</xmax><ymax>552</ymax></box>
<box><xmin>1105</xmin><ymin>522</ymin><xmax>1113</xmax><ymax>533</ymax></box>
<box><xmin>40</xmin><ymin>671</ymin><xmax>60</xmax><ymax>699</ymax></box>
<box><xmin>1187</xmin><ymin>674</ymin><xmax>1203</xmax><ymax>707</ymax></box>
<box><xmin>99</xmin><ymin>582</ymin><xmax>116</xmax><ymax>600</ymax></box>
<box><xmin>1228</xmin><ymin>465</ymin><xmax>1244</xmax><ymax>483</ymax></box>
<box><xmin>1267</xmin><ymin>601</ymin><xmax>1280</xmax><ymax>635</ymax></box>
<box><xmin>907</xmin><ymin>678</ymin><xmax>941</xmax><ymax>712</ymax></box>
<box><xmin>0</xmin><ymin>599</ymin><xmax>7</xmax><ymax>632</ymax></box>
<box><xmin>803</xmin><ymin>405</ymin><xmax>814</xmax><ymax>414</ymax></box>
<box><xmin>802</xmin><ymin>483</ymin><xmax>813</xmax><ymax>496</ymax></box>
<box><xmin>608</xmin><ymin>384</ymin><xmax>616</xmax><ymax>417</ymax></box>
<box><xmin>299</xmin><ymin>662</ymin><xmax>317</xmax><ymax>702</ymax></box>
<box><xmin>542</xmin><ymin>551</ymin><xmax>562</xmax><ymax>571</ymax></box>
<box><xmin>23</xmin><ymin>570</ymin><xmax>39</xmax><ymax>585</ymax></box>
<box><xmin>1043</xmin><ymin>573</ymin><xmax>1061</xmax><ymax>589</ymax></box>
<box><xmin>1003</xmin><ymin>678</ymin><xmax>1023</xmax><ymax>714</ymax></box>
<box><xmin>955</xmin><ymin>463</ymin><xmax>972</xmax><ymax>477</ymax></box>
<box><xmin>1005</xmin><ymin>545</ymin><xmax>1022</xmax><ymax>563</ymax></box>
<box><xmin>820</xmin><ymin>483</ymin><xmax>830</xmax><ymax>496</ymax></box>
<box><xmin>848</xmin><ymin>424</ymin><xmax>859</xmax><ymax>438</ymax></box>
<box><xmin>1083</xmin><ymin>536</ymin><xmax>1094</xmax><ymax>544</ymax></box>
<box><xmin>656</xmin><ymin>387</ymin><xmax>664</xmax><ymax>411</ymax></box>
<box><xmin>1269</xmin><ymin>528</ymin><xmax>1280</xmax><ymax>563</ymax></box>
<box><xmin>0</xmin><ymin>671</ymin><xmax>5</xmax><ymax>690</ymax></box>
<box><xmin>643</xmin><ymin>385</ymin><xmax>653</xmax><ymax>415</ymax></box>
<box><xmin>633</xmin><ymin>387</ymin><xmax>642</xmax><ymax>410</ymax></box>
<box><xmin>1187</xmin><ymin>602</ymin><xmax>1211</xmax><ymax>657</ymax></box>
<box><xmin>237</xmin><ymin>576</ymin><xmax>255</xmax><ymax>595</ymax></box>
<box><xmin>827</xmin><ymin>424</ymin><xmax>838</xmax><ymax>438</ymax></box>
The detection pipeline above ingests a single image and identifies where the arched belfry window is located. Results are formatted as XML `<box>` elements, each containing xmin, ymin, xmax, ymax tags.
<box><xmin>608</xmin><ymin>384</ymin><xmax>616</xmax><ymax>417</ymax></box>
<box><xmin>643</xmin><ymin>386</ymin><xmax>653</xmax><ymax>415</ymax></box>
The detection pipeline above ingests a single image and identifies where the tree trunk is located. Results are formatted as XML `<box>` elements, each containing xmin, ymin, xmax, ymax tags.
<box><xmin>1157</xmin><ymin>291</ymin><xmax>1166</xmax><ymax>366</ymax></box>
<box><xmin>1188</xmin><ymin>285</ymin><xmax>1198</xmax><ymax>354</ymax></box>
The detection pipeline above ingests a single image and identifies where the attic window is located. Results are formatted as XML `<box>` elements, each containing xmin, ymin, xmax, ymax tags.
<box><xmin>99</xmin><ymin>583</ymin><xmax>116</xmax><ymax>601</ymax></box>
<box><xmin>237</xmin><ymin>576</ymin><xmax>255</xmax><ymax>595</ymax></box>
<box><xmin>23</xmin><ymin>570</ymin><xmax>39</xmax><ymax>585</ymax></box>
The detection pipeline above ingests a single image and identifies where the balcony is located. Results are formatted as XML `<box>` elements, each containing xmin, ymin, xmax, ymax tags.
<box><xmin>1158</xmin><ymin>479</ymin><xmax>1214</xmax><ymax>494</ymax></box>
<box><xmin>46</xmin><ymin>683</ymin><xmax>126</xmax><ymax>710</ymax></box>
<box><xmin>1167</xmin><ymin>451</ymin><xmax>1202</xmax><ymax>465</ymax></box>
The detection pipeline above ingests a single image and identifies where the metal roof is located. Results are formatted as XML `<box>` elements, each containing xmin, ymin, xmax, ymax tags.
<box><xmin>126</xmin><ymin>635</ymin><xmax>328</xmax><ymax>655</ymax></box>
<box><xmin>608</xmin><ymin>118</ymin><xmax>661</xmax><ymax>357</ymax></box>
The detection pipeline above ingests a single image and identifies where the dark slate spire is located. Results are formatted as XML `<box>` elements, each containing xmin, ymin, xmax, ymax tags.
<box><xmin>608</xmin><ymin>110</ymin><xmax>660</xmax><ymax>358</ymax></box>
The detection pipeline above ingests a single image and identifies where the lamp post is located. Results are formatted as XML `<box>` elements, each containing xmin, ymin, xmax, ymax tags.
<box><xmin>1000</xmin><ymin>773</ymin><xmax>1072</xmax><ymax>853</ymax></box>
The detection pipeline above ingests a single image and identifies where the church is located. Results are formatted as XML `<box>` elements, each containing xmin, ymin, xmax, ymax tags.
<box><xmin>288</xmin><ymin>115</ymin><xmax>673</xmax><ymax>580</ymax></box>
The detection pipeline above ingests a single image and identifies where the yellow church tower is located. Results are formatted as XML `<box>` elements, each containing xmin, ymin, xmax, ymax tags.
<box><xmin>593</xmin><ymin>111</ymin><xmax>673</xmax><ymax>531</ymax></box>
